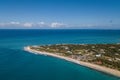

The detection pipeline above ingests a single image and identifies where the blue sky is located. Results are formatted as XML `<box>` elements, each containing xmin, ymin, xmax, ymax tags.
<box><xmin>0</xmin><ymin>0</ymin><xmax>120</xmax><ymax>29</ymax></box>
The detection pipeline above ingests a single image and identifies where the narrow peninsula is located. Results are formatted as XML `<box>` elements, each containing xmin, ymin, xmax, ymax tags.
<box><xmin>24</xmin><ymin>44</ymin><xmax>120</xmax><ymax>77</ymax></box>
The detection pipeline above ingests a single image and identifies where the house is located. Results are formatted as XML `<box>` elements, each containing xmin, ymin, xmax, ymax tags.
<box><xmin>95</xmin><ymin>54</ymin><xmax>101</xmax><ymax>57</ymax></box>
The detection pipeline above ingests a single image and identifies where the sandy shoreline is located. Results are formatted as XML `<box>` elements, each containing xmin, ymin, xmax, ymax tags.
<box><xmin>24</xmin><ymin>46</ymin><xmax>120</xmax><ymax>78</ymax></box>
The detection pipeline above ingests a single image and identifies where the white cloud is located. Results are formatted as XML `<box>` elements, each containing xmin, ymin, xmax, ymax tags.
<box><xmin>0</xmin><ymin>21</ymin><xmax>68</xmax><ymax>28</ymax></box>
<box><xmin>1</xmin><ymin>21</ymin><xmax>118</xmax><ymax>29</ymax></box>
<box><xmin>0</xmin><ymin>22</ymin><xmax>20</xmax><ymax>27</ymax></box>
<box><xmin>23</xmin><ymin>23</ymin><xmax>33</xmax><ymax>27</ymax></box>
<box><xmin>10</xmin><ymin>21</ymin><xmax>20</xmax><ymax>25</ymax></box>
<box><xmin>0</xmin><ymin>22</ymin><xmax>34</xmax><ymax>28</ymax></box>
<box><xmin>37</xmin><ymin>22</ymin><xmax>47</xmax><ymax>27</ymax></box>
<box><xmin>38</xmin><ymin>22</ymin><xmax>45</xmax><ymax>25</ymax></box>
<box><xmin>50</xmin><ymin>22</ymin><xmax>66</xmax><ymax>28</ymax></box>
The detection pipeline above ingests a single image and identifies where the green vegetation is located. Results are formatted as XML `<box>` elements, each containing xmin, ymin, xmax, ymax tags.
<box><xmin>30</xmin><ymin>44</ymin><xmax>120</xmax><ymax>71</ymax></box>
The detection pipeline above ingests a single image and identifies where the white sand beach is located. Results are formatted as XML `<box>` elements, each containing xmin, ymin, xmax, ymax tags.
<box><xmin>24</xmin><ymin>46</ymin><xmax>120</xmax><ymax>78</ymax></box>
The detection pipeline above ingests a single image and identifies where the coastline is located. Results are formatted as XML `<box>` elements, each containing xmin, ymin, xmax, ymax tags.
<box><xmin>24</xmin><ymin>46</ymin><xmax>120</xmax><ymax>78</ymax></box>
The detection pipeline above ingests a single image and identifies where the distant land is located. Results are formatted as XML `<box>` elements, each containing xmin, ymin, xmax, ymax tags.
<box><xmin>24</xmin><ymin>44</ymin><xmax>120</xmax><ymax>77</ymax></box>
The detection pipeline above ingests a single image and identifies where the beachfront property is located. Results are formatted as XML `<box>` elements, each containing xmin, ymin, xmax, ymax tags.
<box><xmin>29</xmin><ymin>44</ymin><xmax>120</xmax><ymax>71</ymax></box>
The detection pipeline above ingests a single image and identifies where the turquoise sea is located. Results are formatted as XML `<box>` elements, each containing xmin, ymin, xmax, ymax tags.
<box><xmin>0</xmin><ymin>29</ymin><xmax>120</xmax><ymax>80</ymax></box>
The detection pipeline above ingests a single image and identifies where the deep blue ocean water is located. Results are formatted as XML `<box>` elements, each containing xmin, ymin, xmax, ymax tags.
<box><xmin>0</xmin><ymin>29</ymin><xmax>120</xmax><ymax>80</ymax></box>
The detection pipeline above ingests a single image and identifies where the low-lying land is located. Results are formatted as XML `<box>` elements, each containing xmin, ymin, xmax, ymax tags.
<box><xmin>24</xmin><ymin>44</ymin><xmax>120</xmax><ymax>77</ymax></box>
